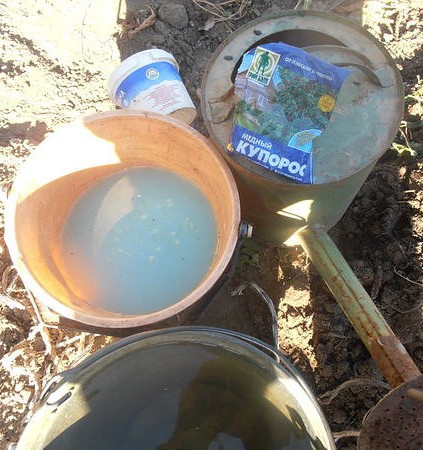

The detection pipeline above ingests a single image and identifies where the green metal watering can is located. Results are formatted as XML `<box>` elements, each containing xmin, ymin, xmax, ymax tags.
<box><xmin>201</xmin><ymin>10</ymin><xmax>421</xmax><ymax>447</ymax></box>
<box><xmin>202</xmin><ymin>11</ymin><xmax>403</xmax><ymax>246</ymax></box>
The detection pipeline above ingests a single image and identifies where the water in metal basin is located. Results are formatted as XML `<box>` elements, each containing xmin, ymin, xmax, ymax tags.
<box><xmin>117</xmin><ymin>343</ymin><xmax>314</xmax><ymax>450</ymax></box>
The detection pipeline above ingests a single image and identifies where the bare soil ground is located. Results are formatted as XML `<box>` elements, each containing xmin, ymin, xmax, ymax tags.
<box><xmin>1</xmin><ymin>1</ymin><xmax>422</xmax><ymax>449</ymax></box>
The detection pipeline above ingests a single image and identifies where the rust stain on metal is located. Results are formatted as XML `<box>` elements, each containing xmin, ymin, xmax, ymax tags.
<box><xmin>369</xmin><ymin>335</ymin><xmax>422</xmax><ymax>387</ymax></box>
<box><xmin>298</xmin><ymin>228</ymin><xmax>420</xmax><ymax>388</ymax></box>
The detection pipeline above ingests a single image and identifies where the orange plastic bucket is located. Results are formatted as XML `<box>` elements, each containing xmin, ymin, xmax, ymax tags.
<box><xmin>5</xmin><ymin>111</ymin><xmax>240</xmax><ymax>332</ymax></box>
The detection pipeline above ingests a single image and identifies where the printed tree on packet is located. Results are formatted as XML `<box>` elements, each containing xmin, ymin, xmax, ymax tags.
<box><xmin>275</xmin><ymin>67</ymin><xmax>335</xmax><ymax>129</ymax></box>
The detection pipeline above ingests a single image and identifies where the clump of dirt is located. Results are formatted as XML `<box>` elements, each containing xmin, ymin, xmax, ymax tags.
<box><xmin>1</xmin><ymin>1</ymin><xmax>422</xmax><ymax>449</ymax></box>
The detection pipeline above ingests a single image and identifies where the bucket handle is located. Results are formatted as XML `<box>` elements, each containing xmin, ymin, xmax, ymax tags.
<box><xmin>333</xmin><ymin>62</ymin><xmax>391</xmax><ymax>88</ymax></box>
<box><xmin>303</xmin><ymin>45</ymin><xmax>392</xmax><ymax>88</ymax></box>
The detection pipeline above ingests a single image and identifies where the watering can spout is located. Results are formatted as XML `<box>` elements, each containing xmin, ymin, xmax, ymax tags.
<box><xmin>297</xmin><ymin>226</ymin><xmax>421</xmax><ymax>387</ymax></box>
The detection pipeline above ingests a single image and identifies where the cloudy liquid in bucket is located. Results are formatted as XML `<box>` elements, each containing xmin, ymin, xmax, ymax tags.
<box><xmin>61</xmin><ymin>167</ymin><xmax>217</xmax><ymax>314</ymax></box>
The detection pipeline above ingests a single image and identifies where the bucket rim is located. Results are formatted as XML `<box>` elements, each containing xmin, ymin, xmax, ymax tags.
<box><xmin>47</xmin><ymin>326</ymin><xmax>301</xmax><ymax>381</ymax></box>
<box><xmin>5</xmin><ymin>111</ymin><xmax>241</xmax><ymax>329</ymax></box>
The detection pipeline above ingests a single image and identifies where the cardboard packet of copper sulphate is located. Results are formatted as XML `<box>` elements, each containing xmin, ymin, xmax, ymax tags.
<box><xmin>228</xmin><ymin>42</ymin><xmax>351</xmax><ymax>184</ymax></box>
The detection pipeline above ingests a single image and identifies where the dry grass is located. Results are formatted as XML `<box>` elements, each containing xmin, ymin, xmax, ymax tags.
<box><xmin>190</xmin><ymin>0</ymin><xmax>253</xmax><ymax>29</ymax></box>
<box><xmin>0</xmin><ymin>266</ymin><xmax>116</xmax><ymax>444</ymax></box>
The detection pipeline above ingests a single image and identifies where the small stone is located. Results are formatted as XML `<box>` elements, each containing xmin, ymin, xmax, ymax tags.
<box><xmin>351</xmin><ymin>259</ymin><xmax>374</xmax><ymax>288</ymax></box>
<box><xmin>399</xmin><ymin>166</ymin><xmax>407</xmax><ymax>178</ymax></box>
<box><xmin>392</xmin><ymin>250</ymin><xmax>406</xmax><ymax>266</ymax></box>
<box><xmin>153</xmin><ymin>20</ymin><xmax>170</xmax><ymax>34</ymax></box>
<box><xmin>323</xmin><ymin>300</ymin><xmax>337</xmax><ymax>314</ymax></box>
<box><xmin>158</xmin><ymin>3</ymin><xmax>189</xmax><ymax>30</ymax></box>
<box><xmin>32</xmin><ymin>335</ymin><xmax>45</xmax><ymax>352</ymax></box>
<box><xmin>321</xmin><ymin>365</ymin><xmax>333</xmax><ymax>378</ymax></box>
<box><xmin>333</xmin><ymin>408</ymin><xmax>347</xmax><ymax>424</ymax></box>
<box><xmin>148</xmin><ymin>34</ymin><xmax>166</xmax><ymax>45</ymax></box>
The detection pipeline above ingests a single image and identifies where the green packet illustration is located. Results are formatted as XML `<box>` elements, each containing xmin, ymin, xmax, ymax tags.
<box><xmin>228</xmin><ymin>43</ymin><xmax>351</xmax><ymax>184</ymax></box>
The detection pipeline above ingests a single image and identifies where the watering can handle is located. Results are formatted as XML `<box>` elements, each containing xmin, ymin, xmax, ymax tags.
<box><xmin>333</xmin><ymin>62</ymin><xmax>391</xmax><ymax>88</ymax></box>
<box><xmin>297</xmin><ymin>227</ymin><xmax>421</xmax><ymax>388</ymax></box>
<box><xmin>302</xmin><ymin>45</ymin><xmax>392</xmax><ymax>88</ymax></box>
